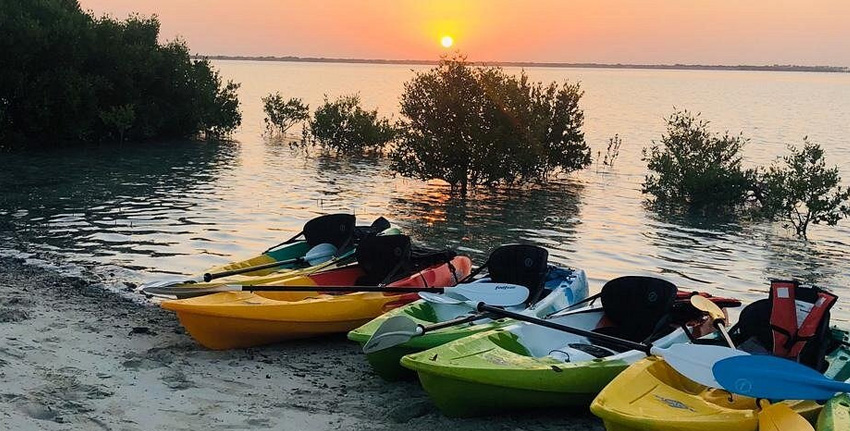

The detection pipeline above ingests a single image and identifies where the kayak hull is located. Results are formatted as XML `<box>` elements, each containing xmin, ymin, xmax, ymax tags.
<box><xmin>349</xmin><ymin>268</ymin><xmax>589</xmax><ymax>381</ymax></box>
<box><xmin>401</xmin><ymin>308</ymin><xmax>690</xmax><ymax>417</ymax></box>
<box><xmin>590</xmin><ymin>329</ymin><xmax>850</xmax><ymax>431</ymax></box>
<box><xmin>817</xmin><ymin>393</ymin><xmax>850</xmax><ymax>431</ymax></box>
<box><xmin>163</xmin><ymin>256</ymin><xmax>472</xmax><ymax>349</ymax></box>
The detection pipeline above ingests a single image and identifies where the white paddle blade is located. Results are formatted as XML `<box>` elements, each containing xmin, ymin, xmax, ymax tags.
<box><xmin>652</xmin><ymin>344</ymin><xmax>749</xmax><ymax>388</ymax></box>
<box><xmin>140</xmin><ymin>277</ymin><xmax>201</xmax><ymax>290</ymax></box>
<box><xmin>418</xmin><ymin>291</ymin><xmax>463</xmax><ymax>304</ymax></box>
<box><xmin>363</xmin><ymin>316</ymin><xmax>422</xmax><ymax>353</ymax></box>
<box><xmin>304</xmin><ymin>243</ymin><xmax>338</xmax><ymax>265</ymax></box>
<box><xmin>452</xmin><ymin>282</ymin><xmax>530</xmax><ymax>307</ymax></box>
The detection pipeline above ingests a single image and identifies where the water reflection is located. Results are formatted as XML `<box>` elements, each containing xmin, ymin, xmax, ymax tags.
<box><xmin>0</xmin><ymin>141</ymin><xmax>238</xmax><ymax>272</ymax></box>
<box><xmin>388</xmin><ymin>180</ymin><xmax>585</xmax><ymax>265</ymax></box>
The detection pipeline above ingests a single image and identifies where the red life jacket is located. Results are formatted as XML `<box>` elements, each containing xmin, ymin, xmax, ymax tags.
<box><xmin>769</xmin><ymin>279</ymin><xmax>837</xmax><ymax>361</ymax></box>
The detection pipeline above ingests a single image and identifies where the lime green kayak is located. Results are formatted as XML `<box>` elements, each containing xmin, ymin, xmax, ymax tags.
<box><xmin>400</xmin><ymin>276</ymin><xmax>740</xmax><ymax>417</ymax></box>
<box><xmin>348</xmin><ymin>267</ymin><xmax>589</xmax><ymax>380</ymax></box>
<box><xmin>818</xmin><ymin>392</ymin><xmax>850</xmax><ymax>431</ymax></box>
<box><xmin>400</xmin><ymin>305</ymin><xmax>694</xmax><ymax>417</ymax></box>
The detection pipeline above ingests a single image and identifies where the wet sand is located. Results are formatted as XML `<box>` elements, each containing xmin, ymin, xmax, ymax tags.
<box><xmin>0</xmin><ymin>257</ymin><xmax>603</xmax><ymax>430</ymax></box>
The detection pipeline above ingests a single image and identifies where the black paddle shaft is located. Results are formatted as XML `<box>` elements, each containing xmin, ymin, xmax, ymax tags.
<box><xmin>242</xmin><ymin>285</ymin><xmax>449</xmax><ymax>294</ymax></box>
<box><xmin>203</xmin><ymin>257</ymin><xmax>305</xmax><ymax>282</ymax></box>
<box><xmin>422</xmin><ymin>312</ymin><xmax>487</xmax><ymax>333</ymax></box>
<box><xmin>476</xmin><ymin>303</ymin><xmax>651</xmax><ymax>354</ymax></box>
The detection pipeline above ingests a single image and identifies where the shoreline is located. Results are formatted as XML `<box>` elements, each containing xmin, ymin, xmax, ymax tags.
<box><xmin>0</xmin><ymin>256</ymin><xmax>603</xmax><ymax>430</ymax></box>
<box><xmin>196</xmin><ymin>55</ymin><xmax>850</xmax><ymax>74</ymax></box>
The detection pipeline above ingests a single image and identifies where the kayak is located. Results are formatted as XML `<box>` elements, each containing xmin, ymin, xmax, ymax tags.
<box><xmin>818</xmin><ymin>392</ymin><xmax>850</xmax><ymax>431</ymax></box>
<box><xmin>590</xmin><ymin>328</ymin><xmax>850</xmax><ymax>431</ymax></box>
<box><xmin>162</xmin><ymin>235</ymin><xmax>472</xmax><ymax>349</ymax></box>
<box><xmin>348</xmin><ymin>266</ymin><xmax>590</xmax><ymax>381</ymax></box>
<box><xmin>141</xmin><ymin>215</ymin><xmax>397</xmax><ymax>297</ymax></box>
<box><xmin>401</xmin><ymin>277</ymin><xmax>734</xmax><ymax>417</ymax></box>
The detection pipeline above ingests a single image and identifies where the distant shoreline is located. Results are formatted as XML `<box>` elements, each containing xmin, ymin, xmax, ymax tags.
<box><xmin>197</xmin><ymin>55</ymin><xmax>850</xmax><ymax>73</ymax></box>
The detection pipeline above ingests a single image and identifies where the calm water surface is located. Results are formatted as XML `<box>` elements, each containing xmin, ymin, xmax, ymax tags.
<box><xmin>1</xmin><ymin>61</ymin><xmax>848</xmax><ymax>322</ymax></box>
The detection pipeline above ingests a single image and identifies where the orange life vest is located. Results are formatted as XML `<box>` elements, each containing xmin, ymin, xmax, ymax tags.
<box><xmin>769</xmin><ymin>279</ymin><xmax>837</xmax><ymax>361</ymax></box>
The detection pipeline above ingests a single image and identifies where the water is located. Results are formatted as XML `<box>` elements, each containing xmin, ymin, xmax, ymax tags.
<box><xmin>1</xmin><ymin>60</ymin><xmax>848</xmax><ymax>323</ymax></box>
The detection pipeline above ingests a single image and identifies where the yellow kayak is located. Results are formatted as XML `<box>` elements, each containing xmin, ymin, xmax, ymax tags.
<box><xmin>163</xmin><ymin>238</ymin><xmax>472</xmax><ymax>349</ymax></box>
<box><xmin>590</xmin><ymin>329</ymin><xmax>850</xmax><ymax>431</ymax></box>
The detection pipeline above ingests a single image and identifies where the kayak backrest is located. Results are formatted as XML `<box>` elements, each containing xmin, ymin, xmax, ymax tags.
<box><xmin>354</xmin><ymin>234</ymin><xmax>412</xmax><ymax>286</ymax></box>
<box><xmin>729</xmin><ymin>287</ymin><xmax>837</xmax><ymax>371</ymax></box>
<box><xmin>303</xmin><ymin>214</ymin><xmax>356</xmax><ymax>249</ymax></box>
<box><xmin>487</xmin><ymin>244</ymin><xmax>549</xmax><ymax>306</ymax></box>
<box><xmin>597</xmin><ymin>276</ymin><xmax>678</xmax><ymax>343</ymax></box>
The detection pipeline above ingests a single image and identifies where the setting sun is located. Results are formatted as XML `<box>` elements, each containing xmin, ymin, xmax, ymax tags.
<box><xmin>440</xmin><ymin>35</ymin><xmax>454</xmax><ymax>48</ymax></box>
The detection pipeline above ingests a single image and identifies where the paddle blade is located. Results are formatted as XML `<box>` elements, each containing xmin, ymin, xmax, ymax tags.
<box><xmin>690</xmin><ymin>295</ymin><xmax>726</xmax><ymax>322</ymax></box>
<box><xmin>362</xmin><ymin>316</ymin><xmax>422</xmax><ymax>353</ymax></box>
<box><xmin>418</xmin><ymin>291</ymin><xmax>463</xmax><ymax>304</ymax></box>
<box><xmin>714</xmin><ymin>354</ymin><xmax>850</xmax><ymax>400</ymax></box>
<box><xmin>304</xmin><ymin>243</ymin><xmax>338</xmax><ymax>265</ymax></box>
<box><xmin>759</xmin><ymin>403</ymin><xmax>815</xmax><ymax>431</ymax></box>
<box><xmin>452</xmin><ymin>282</ymin><xmax>529</xmax><ymax>307</ymax></box>
<box><xmin>652</xmin><ymin>344</ymin><xmax>748</xmax><ymax>388</ymax></box>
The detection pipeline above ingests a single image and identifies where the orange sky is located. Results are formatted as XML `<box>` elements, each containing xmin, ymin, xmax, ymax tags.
<box><xmin>79</xmin><ymin>0</ymin><xmax>850</xmax><ymax>65</ymax></box>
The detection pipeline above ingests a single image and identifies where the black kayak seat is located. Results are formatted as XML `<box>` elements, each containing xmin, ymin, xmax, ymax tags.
<box><xmin>354</xmin><ymin>234</ymin><xmax>412</xmax><ymax>286</ymax></box>
<box><xmin>302</xmin><ymin>213</ymin><xmax>356</xmax><ymax>248</ymax></box>
<box><xmin>486</xmin><ymin>244</ymin><xmax>550</xmax><ymax>306</ymax></box>
<box><xmin>593</xmin><ymin>276</ymin><xmax>678</xmax><ymax>345</ymax></box>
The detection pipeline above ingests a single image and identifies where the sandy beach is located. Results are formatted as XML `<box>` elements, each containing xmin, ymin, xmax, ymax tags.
<box><xmin>0</xmin><ymin>256</ymin><xmax>603</xmax><ymax>430</ymax></box>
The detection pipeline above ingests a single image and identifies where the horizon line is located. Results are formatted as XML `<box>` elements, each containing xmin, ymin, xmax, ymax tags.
<box><xmin>194</xmin><ymin>54</ymin><xmax>850</xmax><ymax>73</ymax></box>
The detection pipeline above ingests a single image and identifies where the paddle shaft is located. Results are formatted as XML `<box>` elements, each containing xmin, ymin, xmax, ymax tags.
<box><xmin>242</xmin><ymin>285</ymin><xmax>451</xmax><ymax>294</ymax></box>
<box><xmin>204</xmin><ymin>256</ymin><xmax>305</xmax><ymax>282</ymax></box>
<box><xmin>422</xmin><ymin>312</ymin><xmax>488</xmax><ymax>333</ymax></box>
<box><xmin>476</xmin><ymin>304</ymin><xmax>649</xmax><ymax>353</ymax></box>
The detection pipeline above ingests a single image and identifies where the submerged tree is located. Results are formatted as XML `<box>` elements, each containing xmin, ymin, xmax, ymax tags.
<box><xmin>262</xmin><ymin>93</ymin><xmax>309</xmax><ymax>135</ymax></box>
<box><xmin>0</xmin><ymin>0</ymin><xmax>241</xmax><ymax>147</ymax></box>
<box><xmin>308</xmin><ymin>94</ymin><xmax>395</xmax><ymax>154</ymax></box>
<box><xmin>391</xmin><ymin>55</ymin><xmax>590</xmax><ymax>195</ymax></box>
<box><xmin>759</xmin><ymin>140</ymin><xmax>850</xmax><ymax>237</ymax></box>
<box><xmin>642</xmin><ymin>110</ymin><xmax>755</xmax><ymax>210</ymax></box>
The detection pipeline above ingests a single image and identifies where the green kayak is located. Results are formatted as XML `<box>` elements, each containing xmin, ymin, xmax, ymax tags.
<box><xmin>400</xmin><ymin>276</ymin><xmax>739</xmax><ymax>417</ymax></box>
<box><xmin>818</xmin><ymin>392</ymin><xmax>850</xmax><ymax>431</ymax></box>
<box><xmin>348</xmin><ymin>266</ymin><xmax>589</xmax><ymax>380</ymax></box>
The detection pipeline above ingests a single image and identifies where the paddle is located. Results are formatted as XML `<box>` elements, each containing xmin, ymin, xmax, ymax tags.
<box><xmin>690</xmin><ymin>295</ymin><xmax>735</xmax><ymax>348</ymax></box>
<box><xmin>713</xmin><ymin>354</ymin><xmax>850</xmax><ymax>401</ymax></box>
<box><xmin>202</xmin><ymin>243</ymin><xmax>338</xmax><ymax>282</ymax></box>
<box><xmin>475</xmin><ymin>303</ymin><xmax>748</xmax><ymax>388</ymax></box>
<box><xmin>758</xmin><ymin>402</ymin><xmax>816</xmax><ymax>431</ymax></box>
<box><xmin>363</xmin><ymin>313</ymin><xmax>489</xmax><ymax>353</ymax></box>
<box><xmin>147</xmin><ymin>281</ymin><xmax>528</xmax><ymax>301</ymax></box>
<box><xmin>363</xmin><ymin>286</ymin><xmax>532</xmax><ymax>353</ymax></box>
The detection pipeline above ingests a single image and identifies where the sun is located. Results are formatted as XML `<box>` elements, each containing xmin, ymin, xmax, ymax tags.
<box><xmin>440</xmin><ymin>35</ymin><xmax>454</xmax><ymax>48</ymax></box>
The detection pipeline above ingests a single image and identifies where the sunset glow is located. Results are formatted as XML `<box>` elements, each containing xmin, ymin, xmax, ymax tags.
<box><xmin>78</xmin><ymin>0</ymin><xmax>850</xmax><ymax>65</ymax></box>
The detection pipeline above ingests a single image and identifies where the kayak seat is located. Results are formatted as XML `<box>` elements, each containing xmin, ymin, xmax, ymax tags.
<box><xmin>303</xmin><ymin>213</ymin><xmax>356</xmax><ymax>249</ymax></box>
<box><xmin>592</xmin><ymin>276</ymin><xmax>678</xmax><ymax>348</ymax></box>
<box><xmin>728</xmin><ymin>290</ymin><xmax>837</xmax><ymax>371</ymax></box>
<box><xmin>487</xmin><ymin>244</ymin><xmax>550</xmax><ymax>306</ymax></box>
<box><xmin>354</xmin><ymin>235</ymin><xmax>458</xmax><ymax>286</ymax></box>
<box><xmin>354</xmin><ymin>235</ymin><xmax>412</xmax><ymax>286</ymax></box>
